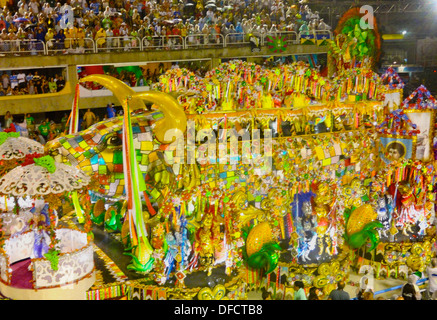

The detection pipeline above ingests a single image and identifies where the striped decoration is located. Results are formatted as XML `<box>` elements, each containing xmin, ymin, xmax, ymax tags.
<box><xmin>68</xmin><ymin>83</ymin><xmax>84</xmax><ymax>223</ymax></box>
<box><xmin>123</xmin><ymin>98</ymin><xmax>141</xmax><ymax>245</ymax></box>
<box><xmin>69</xmin><ymin>83</ymin><xmax>80</xmax><ymax>135</ymax></box>
<box><xmin>87</xmin><ymin>284</ymin><xmax>127</xmax><ymax>300</ymax></box>
<box><xmin>127</xmin><ymin>285</ymin><xmax>168</xmax><ymax>300</ymax></box>
<box><xmin>122</xmin><ymin>99</ymin><xmax>153</xmax><ymax>264</ymax></box>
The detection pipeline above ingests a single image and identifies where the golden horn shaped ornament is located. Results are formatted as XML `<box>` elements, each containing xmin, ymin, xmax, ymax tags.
<box><xmin>79</xmin><ymin>74</ymin><xmax>145</xmax><ymax>110</ymax></box>
<box><xmin>135</xmin><ymin>91</ymin><xmax>187</xmax><ymax>144</ymax></box>
<box><xmin>79</xmin><ymin>75</ymin><xmax>187</xmax><ymax>144</ymax></box>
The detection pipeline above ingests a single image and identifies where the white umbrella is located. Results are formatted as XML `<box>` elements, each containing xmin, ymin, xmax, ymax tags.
<box><xmin>0</xmin><ymin>135</ymin><xmax>44</xmax><ymax>161</ymax></box>
<box><xmin>0</xmin><ymin>156</ymin><xmax>90</xmax><ymax>197</ymax></box>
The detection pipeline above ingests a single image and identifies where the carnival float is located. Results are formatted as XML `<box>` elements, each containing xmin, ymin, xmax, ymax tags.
<box><xmin>0</xmin><ymin>7</ymin><xmax>436</xmax><ymax>300</ymax></box>
<box><xmin>0</xmin><ymin>133</ymin><xmax>94</xmax><ymax>299</ymax></box>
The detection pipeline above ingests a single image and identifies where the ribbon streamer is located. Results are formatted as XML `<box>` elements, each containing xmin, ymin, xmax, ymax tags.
<box><xmin>122</xmin><ymin>98</ymin><xmax>153</xmax><ymax>265</ymax></box>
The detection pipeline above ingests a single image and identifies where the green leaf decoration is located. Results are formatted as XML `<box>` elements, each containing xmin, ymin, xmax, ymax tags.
<box><xmin>0</xmin><ymin>132</ymin><xmax>20</xmax><ymax>145</ymax></box>
<box><xmin>247</xmin><ymin>242</ymin><xmax>281</xmax><ymax>274</ymax></box>
<box><xmin>34</xmin><ymin>155</ymin><xmax>56</xmax><ymax>173</ymax></box>
<box><xmin>124</xmin><ymin>249</ymin><xmax>155</xmax><ymax>273</ymax></box>
<box><xmin>44</xmin><ymin>249</ymin><xmax>60</xmax><ymax>271</ymax></box>
<box><xmin>104</xmin><ymin>209</ymin><xmax>122</xmax><ymax>232</ymax></box>
<box><xmin>367</xmin><ymin>229</ymin><xmax>380</xmax><ymax>251</ymax></box>
<box><xmin>335</xmin><ymin>14</ymin><xmax>380</xmax><ymax>62</ymax></box>
<box><xmin>342</xmin><ymin>26</ymin><xmax>353</xmax><ymax>34</ymax></box>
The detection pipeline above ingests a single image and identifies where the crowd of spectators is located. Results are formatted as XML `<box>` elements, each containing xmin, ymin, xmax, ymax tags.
<box><xmin>0</xmin><ymin>0</ymin><xmax>332</xmax><ymax>54</ymax></box>
<box><xmin>0</xmin><ymin>0</ymin><xmax>331</xmax><ymax>95</ymax></box>
<box><xmin>1</xmin><ymin>111</ymin><xmax>64</xmax><ymax>144</ymax></box>
<box><xmin>79</xmin><ymin>60</ymin><xmax>208</xmax><ymax>90</ymax></box>
<box><xmin>0</xmin><ymin>69</ymin><xmax>65</xmax><ymax>95</ymax></box>
<box><xmin>2</xmin><ymin>106</ymin><xmax>106</xmax><ymax>144</ymax></box>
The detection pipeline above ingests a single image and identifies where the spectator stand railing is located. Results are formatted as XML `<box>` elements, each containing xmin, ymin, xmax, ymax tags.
<box><xmin>0</xmin><ymin>39</ymin><xmax>46</xmax><ymax>56</ymax></box>
<box><xmin>46</xmin><ymin>37</ymin><xmax>95</xmax><ymax>54</ymax></box>
<box><xmin>3</xmin><ymin>31</ymin><xmax>331</xmax><ymax>56</ymax></box>
<box><xmin>142</xmin><ymin>35</ymin><xmax>185</xmax><ymax>51</ymax></box>
<box><xmin>95</xmin><ymin>36</ymin><xmax>141</xmax><ymax>53</ymax></box>
<box><xmin>185</xmin><ymin>33</ymin><xmax>225</xmax><ymax>49</ymax></box>
<box><xmin>207</xmin><ymin>33</ymin><xmax>225</xmax><ymax>47</ymax></box>
<box><xmin>142</xmin><ymin>35</ymin><xmax>165</xmax><ymax>50</ymax></box>
<box><xmin>184</xmin><ymin>33</ymin><xmax>203</xmax><ymax>48</ymax></box>
<box><xmin>223</xmin><ymin>32</ymin><xmax>248</xmax><ymax>47</ymax></box>
<box><xmin>275</xmin><ymin>31</ymin><xmax>299</xmax><ymax>45</ymax></box>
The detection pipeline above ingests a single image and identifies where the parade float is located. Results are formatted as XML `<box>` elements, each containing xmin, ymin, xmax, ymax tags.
<box><xmin>45</xmin><ymin>62</ymin><xmax>436</xmax><ymax>300</ymax></box>
<box><xmin>43</xmin><ymin>53</ymin><xmax>404</xmax><ymax>300</ymax></box>
<box><xmin>0</xmin><ymin>132</ymin><xmax>46</xmax><ymax>235</ymax></box>
<box><xmin>0</xmin><ymin>150</ymin><xmax>94</xmax><ymax>300</ymax></box>
<box><xmin>325</xmin><ymin>6</ymin><xmax>437</xmax><ymax>285</ymax></box>
<box><xmin>353</xmin><ymin>83</ymin><xmax>437</xmax><ymax>282</ymax></box>
<box><xmin>0</xmin><ymin>7</ymin><xmax>431</xmax><ymax>301</ymax></box>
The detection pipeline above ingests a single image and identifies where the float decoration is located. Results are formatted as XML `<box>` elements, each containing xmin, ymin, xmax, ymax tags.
<box><xmin>265</xmin><ymin>35</ymin><xmax>288</xmax><ymax>53</ymax></box>
<box><xmin>400</xmin><ymin>85</ymin><xmax>437</xmax><ymax>110</ymax></box>
<box><xmin>197</xmin><ymin>284</ymin><xmax>228</xmax><ymax>300</ymax></box>
<box><xmin>155</xmin><ymin>68</ymin><xmax>200</xmax><ymax>94</ymax></box>
<box><xmin>330</xmin><ymin>6</ymin><xmax>381</xmax><ymax>72</ymax></box>
<box><xmin>0</xmin><ymin>133</ymin><xmax>45</xmax><ymax>178</ymax></box>
<box><xmin>376</xmin><ymin>109</ymin><xmax>419</xmax><ymax>136</ymax></box>
<box><xmin>242</xmin><ymin>222</ymin><xmax>281</xmax><ymax>274</ymax></box>
<box><xmin>0</xmin><ymin>149</ymin><xmax>94</xmax><ymax>300</ymax></box>
<box><xmin>381</xmin><ymin>67</ymin><xmax>405</xmax><ymax>91</ymax></box>
<box><xmin>121</xmin><ymin>97</ymin><xmax>154</xmax><ymax>274</ymax></box>
<box><xmin>0</xmin><ymin>132</ymin><xmax>44</xmax><ymax>161</ymax></box>
<box><xmin>354</xmin><ymin>155</ymin><xmax>436</xmax><ymax>278</ymax></box>
<box><xmin>73</xmin><ymin>74</ymin><xmax>188</xmax><ymax>275</ymax></box>
<box><xmin>156</xmin><ymin>60</ymin><xmax>387</xmax><ymax>117</ymax></box>
<box><xmin>0</xmin><ymin>155</ymin><xmax>90</xmax><ymax>197</ymax></box>
<box><xmin>42</xmin><ymin>55</ymin><xmax>427</xmax><ymax>297</ymax></box>
<box><xmin>68</xmin><ymin>83</ymin><xmax>87</xmax><ymax>224</ymax></box>
<box><xmin>381</xmin><ymin>67</ymin><xmax>405</xmax><ymax>112</ymax></box>
<box><xmin>344</xmin><ymin>204</ymin><xmax>383</xmax><ymax>251</ymax></box>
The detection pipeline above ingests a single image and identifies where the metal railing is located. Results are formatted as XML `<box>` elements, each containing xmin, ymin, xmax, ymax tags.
<box><xmin>277</xmin><ymin>31</ymin><xmax>299</xmax><ymax>45</ymax></box>
<box><xmin>0</xmin><ymin>31</ymin><xmax>331</xmax><ymax>56</ymax></box>
<box><xmin>95</xmin><ymin>36</ymin><xmax>141</xmax><ymax>53</ymax></box>
<box><xmin>142</xmin><ymin>35</ymin><xmax>185</xmax><ymax>51</ymax></box>
<box><xmin>0</xmin><ymin>39</ymin><xmax>46</xmax><ymax>55</ymax></box>
<box><xmin>185</xmin><ymin>33</ymin><xmax>225</xmax><ymax>49</ymax></box>
<box><xmin>223</xmin><ymin>32</ymin><xmax>249</xmax><ymax>47</ymax></box>
<box><xmin>46</xmin><ymin>37</ymin><xmax>95</xmax><ymax>54</ymax></box>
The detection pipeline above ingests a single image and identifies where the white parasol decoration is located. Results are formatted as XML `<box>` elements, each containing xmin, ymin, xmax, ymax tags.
<box><xmin>0</xmin><ymin>133</ymin><xmax>44</xmax><ymax>161</ymax></box>
<box><xmin>0</xmin><ymin>155</ymin><xmax>90</xmax><ymax>197</ymax></box>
